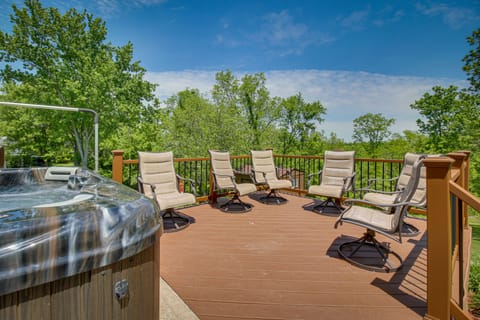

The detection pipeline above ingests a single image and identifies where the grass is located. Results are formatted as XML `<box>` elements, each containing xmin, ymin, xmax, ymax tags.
<box><xmin>469</xmin><ymin>215</ymin><xmax>480</xmax><ymax>316</ymax></box>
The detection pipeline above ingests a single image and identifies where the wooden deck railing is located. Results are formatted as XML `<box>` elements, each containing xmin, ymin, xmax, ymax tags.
<box><xmin>424</xmin><ymin>152</ymin><xmax>475</xmax><ymax>320</ymax></box>
<box><xmin>111</xmin><ymin>150</ymin><xmax>403</xmax><ymax>202</ymax></box>
<box><xmin>111</xmin><ymin>150</ymin><xmax>476</xmax><ymax>319</ymax></box>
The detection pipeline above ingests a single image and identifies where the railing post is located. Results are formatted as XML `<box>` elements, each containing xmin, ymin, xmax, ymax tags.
<box><xmin>452</xmin><ymin>151</ymin><xmax>471</xmax><ymax>228</ymax></box>
<box><xmin>424</xmin><ymin>157</ymin><xmax>454</xmax><ymax>320</ymax></box>
<box><xmin>112</xmin><ymin>150</ymin><xmax>125</xmax><ymax>183</ymax></box>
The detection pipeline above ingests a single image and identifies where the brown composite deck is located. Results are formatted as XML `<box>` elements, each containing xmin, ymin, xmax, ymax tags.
<box><xmin>160</xmin><ymin>192</ymin><xmax>427</xmax><ymax>320</ymax></box>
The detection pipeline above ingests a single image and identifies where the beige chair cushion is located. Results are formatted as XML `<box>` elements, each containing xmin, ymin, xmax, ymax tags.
<box><xmin>251</xmin><ymin>150</ymin><xmax>292</xmax><ymax>189</ymax></box>
<box><xmin>156</xmin><ymin>192</ymin><xmax>196</xmax><ymax>210</ymax></box>
<box><xmin>138</xmin><ymin>151</ymin><xmax>196</xmax><ymax>210</ymax></box>
<box><xmin>308</xmin><ymin>184</ymin><xmax>344</xmax><ymax>199</ymax></box>
<box><xmin>397</xmin><ymin>153</ymin><xmax>424</xmax><ymax>191</ymax></box>
<box><xmin>209</xmin><ymin>150</ymin><xmax>258</xmax><ymax>196</ymax></box>
<box><xmin>210</xmin><ymin>151</ymin><xmax>235</xmax><ymax>189</ymax></box>
<box><xmin>341</xmin><ymin>205</ymin><xmax>397</xmax><ymax>231</ymax></box>
<box><xmin>363</xmin><ymin>192</ymin><xmax>397</xmax><ymax>205</ymax></box>
<box><xmin>363</xmin><ymin>153</ymin><xmax>426</xmax><ymax>208</ymax></box>
<box><xmin>308</xmin><ymin>150</ymin><xmax>355</xmax><ymax>199</ymax></box>
<box><xmin>236</xmin><ymin>183</ymin><xmax>257</xmax><ymax>196</ymax></box>
<box><xmin>321</xmin><ymin>151</ymin><xmax>355</xmax><ymax>186</ymax></box>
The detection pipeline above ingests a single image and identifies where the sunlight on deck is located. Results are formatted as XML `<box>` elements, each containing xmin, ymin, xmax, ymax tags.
<box><xmin>160</xmin><ymin>192</ymin><xmax>427</xmax><ymax>320</ymax></box>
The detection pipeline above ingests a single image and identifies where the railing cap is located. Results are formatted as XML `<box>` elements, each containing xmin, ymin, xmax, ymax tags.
<box><xmin>447</xmin><ymin>152</ymin><xmax>469</xmax><ymax>161</ymax></box>
<box><xmin>423</xmin><ymin>156</ymin><xmax>454</xmax><ymax>168</ymax></box>
<box><xmin>112</xmin><ymin>150</ymin><xmax>125</xmax><ymax>156</ymax></box>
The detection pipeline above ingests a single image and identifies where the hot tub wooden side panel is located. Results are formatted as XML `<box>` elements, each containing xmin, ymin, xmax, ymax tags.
<box><xmin>0</xmin><ymin>232</ymin><xmax>160</xmax><ymax>320</ymax></box>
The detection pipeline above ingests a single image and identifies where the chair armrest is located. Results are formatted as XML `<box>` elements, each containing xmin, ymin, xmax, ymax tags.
<box><xmin>211</xmin><ymin>171</ymin><xmax>237</xmax><ymax>190</ymax></box>
<box><xmin>342</xmin><ymin>197</ymin><xmax>414</xmax><ymax>210</ymax></box>
<box><xmin>137</xmin><ymin>176</ymin><xmax>160</xmax><ymax>204</ymax></box>
<box><xmin>137</xmin><ymin>176</ymin><xmax>156</xmax><ymax>194</ymax></box>
<box><xmin>250</xmin><ymin>168</ymin><xmax>268</xmax><ymax>184</ymax></box>
<box><xmin>275</xmin><ymin>166</ymin><xmax>292</xmax><ymax>178</ymax></box>
<box><xmin>307</xmin><ymin>170</ymin><xmax>323</xmax><ymax>189</ymax></box>
<box><xmin>232</xmin><ymin>170</ymin><xmax>255</xmax><ymax>183</ymax></box>
<box><xmin>176</xmin><ymin>174</ymin><xmax>197</xmax><ymax>196</ymax></box>
<box><xmin>342</xmin><ymin>173</ymin><xmax>356</xmax><ymax>195</ymax></box>
<box><xmin>276</xmin><ymin>167</ymin><xmax>296</xmax><ymax>187</ymax></box>
<box><xmin>365</xmin><ymin>176</ymin><xmax>399</xmax><ymax>189</ymax></box>
<box><xmin>356</xmin><ymin>188</ymin><xmax>401</xmax><ymax>196</ymax></box>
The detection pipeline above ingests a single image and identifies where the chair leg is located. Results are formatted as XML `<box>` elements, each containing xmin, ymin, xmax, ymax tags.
<box><xmin>401</xmin><ymin>221</ymin><xmax>421</xmax><ymax>237</ymax></box>
<box><xmin>259</xmin><ymin>189</ymin><xmax>288</xmax><ymax>205</ymax></box>
<box><xmin>337</xmin><ymin>229</ymin><xmax>403</xmax><ymax>272</ymax></box>
<box><xmin>401</xmin><ymin>212</ymin><xmax>421</xmax><ymax>237</ymax></box>
<box><xmin>312</xmin><ymin>197</ymin><xmax>344</xmax><ymax>215</ymax></box>
<box><xmin>162</xmin><ymin>208</ymin><xmax>191</xmax><ymax>232</ymax></box>
<box><xmin>219</xmin><ymin>194</ymin><xmax>253</xmax><ymax>213</ymax></box>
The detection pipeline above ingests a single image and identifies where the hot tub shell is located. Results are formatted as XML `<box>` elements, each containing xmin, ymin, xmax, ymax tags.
<box><xmin>0</xmin><ymin>167</ymin><xmax>162</xmax><ymax>320</ymax></box>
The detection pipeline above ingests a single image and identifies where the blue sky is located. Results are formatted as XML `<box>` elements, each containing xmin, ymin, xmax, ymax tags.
<box><xmin>1</xmin><ymin>0</ymin><xmax>479</xmax><ymax>140</ymax></box>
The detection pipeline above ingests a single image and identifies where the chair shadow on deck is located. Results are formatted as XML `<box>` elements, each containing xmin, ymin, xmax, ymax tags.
<box><xmin>302</xmin><ymin>200</ymin><xmax>346</xmax><ymax>216</ymax></box>
<box><xmin>327</xmin><ymin>229</ymin><xmax>427</xmax><ymax>317</ymax></box>
<box><xmin>162</xmin><ymin>212</ymin><xmax>196</xmax><ymax>230</ymax></box>
<box><xmin>247</xmin><ymin>191</ymin><xmax>276</xmax><ymax>203</ymax></box>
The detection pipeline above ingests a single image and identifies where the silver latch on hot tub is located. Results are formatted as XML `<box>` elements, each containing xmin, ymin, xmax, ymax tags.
<box><xmin>114</xmin><ymin>279</ymin><xmax>129</xmax><ymax>301</ymax></box>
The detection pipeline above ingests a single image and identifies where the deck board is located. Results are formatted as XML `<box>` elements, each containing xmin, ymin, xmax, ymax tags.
<box><xmin>160</xmin><ymin>193</ymin><xmax>427</xmax><ymax>320</ymax></box>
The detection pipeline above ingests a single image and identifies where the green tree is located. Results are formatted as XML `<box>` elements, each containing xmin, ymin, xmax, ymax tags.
<box><xmin>163</xmin><ymin>89</ymin><xmax>217</xmax><ymax>157</ymax></box>
<box><xmin>211</xmin><ymin>70</ymin><xmax>251</xmax><ymax>153</ymax></box>
<box><xmin>352</xmin><ymin>113</ymin><xmax>395</xmax><ymax>157</ymax></box>
<box><xmin>212</xmin><ymin>70</ymin><xmax>279</xmax><ymax>150</ymax></box>
<box><xmin>409</xmin><ymin>86</ymin><xmax>478</xmax><ymax>153</ymax></box>
<box><xmin>277</xmin><ymin>93</ymin><xmax>326</xmax><ymax>154</ymax></box>
<box><xmin>463</xmin><ymin>28</ymin><xmax>480</xmax><ymax>94</ymax></box>
<box><xmin>0</xmin><ymin>0</ymin><xmax>157</xmax><ymax>169</ymax></box>
<box><xmin>382</xmin><ymin>130</ymin><xmax>429</xmax><ymax>159</ymax></box>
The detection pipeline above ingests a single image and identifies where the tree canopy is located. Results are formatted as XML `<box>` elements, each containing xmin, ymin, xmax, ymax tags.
<box><xmin>352</xmin><ymin>113</ymin><xmax>395</xmax><ymax>158</ymax></box>
<box><xmin>1</xmin><ymin>1</ymin><xmax>480</xmax><ymax>198</ymax></box>
<box><xmin>0</xmin><ymin>0</ymin><xmax>158</xmax><ymax>169</ymax></box>
<box><xmin>463</xmin><ymin>28</ymin><xmax>480</xmax><ymax>94</ymax></box>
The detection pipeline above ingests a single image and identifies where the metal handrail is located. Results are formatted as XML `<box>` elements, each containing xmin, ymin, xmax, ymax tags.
<box><xmin>0</xmin><ymin>101</ymin><xmax>99</xmax><ymax>172</ymax></box>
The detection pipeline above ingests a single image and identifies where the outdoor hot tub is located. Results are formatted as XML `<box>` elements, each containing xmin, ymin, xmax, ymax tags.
<box><xmin>0</xmin><ymin>167</ymin><xmax>162</xmax><ymax>319</ymax></box>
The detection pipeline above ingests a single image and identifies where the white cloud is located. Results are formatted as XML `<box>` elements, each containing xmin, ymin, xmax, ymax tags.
<box><xmin>147</xmin><ymin>70</ymin><xmax>217</xmax><ymax>99</ymax></box>
<box><xmin>216</xmin><ymin>10</ymin><xmax>333</xmax><ymax>56</ymax></box>
<box><xmin>146</xmin><ymin>69</ymin><xmax>468</xmax><ymax>141</ymax></box>
<box><xmin>337</xmin><ymin>9</ymin><xmax>371</xmax><ymax>30</ymax></box>
<box><xmin>416</xmin><ymin>2</ymin><xmax>479</xmax><ymax>29</ymax></box>
<box><xmin>260</xmin><ymin>10</ymin><xmax>309</xmax><ymax>45</ymax></box>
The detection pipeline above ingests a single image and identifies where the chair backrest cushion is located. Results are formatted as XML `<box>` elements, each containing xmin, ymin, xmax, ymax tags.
<box><xmin>397</xmin><ymin>153</ymin><xmax>425</xmax><ymax>191</ymax></box>
<box><xmin>321</xmin><ymin>151</ymin><xmax>355</xmax><ymax>187</ymax></box>
<box><xmin>138</xmin><ymin>151</ymin><xmax>178</xmax><ymax>197</ymax></box>
<box><xmin>390</xmin><ymin>158</ymin><xmax>424</xmax><ymax>230</ymax></box>
<box><xmin>411</xmin><ymin>165</ymin><xmax>426</xmax><ymax>207</ymax></box>
<box><xmin>209</xmin><ymin>150</ymin><xmax>235</xmax><ymax>189</ymax></box>
<box><xmin>251</xmin><ymin>150</ymin><xmax>277</xmax><ymax>183</ymax></box>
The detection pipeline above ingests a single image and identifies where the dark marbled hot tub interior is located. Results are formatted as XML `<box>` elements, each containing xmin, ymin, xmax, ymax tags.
<box><xmin>0</xmin><ymin>167</ymin><xmax>161</xmax><ymax>296</ymax></box>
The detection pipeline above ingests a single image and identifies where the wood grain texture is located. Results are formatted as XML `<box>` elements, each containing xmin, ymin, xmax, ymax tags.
<box><xmin>160</xmin><ymin>193</ymin><xmax>428</xmax><ymax>320</ymax></box>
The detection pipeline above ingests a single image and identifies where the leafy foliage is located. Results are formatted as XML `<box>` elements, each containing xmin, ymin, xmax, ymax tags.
<box><xmin>0</xmin><ymin>0</ymin><xmax>157</xmax><ymax>169</ymax></box>
<box><xmin>410</xmin><ymin>86</ymin><xmax>479</xmax><ymax>154</ymax></box>
<box><xmin>352</xmin><ymin>113</ymin><xmax>395</xmax><ymax>158</ymax></box>
<box><xmin>463</xmin><ymin>28</ymin><xmax>480</xmax><ymax>94</ymax></box>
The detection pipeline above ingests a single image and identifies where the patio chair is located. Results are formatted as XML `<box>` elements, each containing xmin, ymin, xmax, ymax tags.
<box><xmin>306</xmin><ymin>150</ymin><xmax>356</xmax><ymax>215</ymax></box>
<box><xmin>137</xmin><ymin>151</ymin><xmax>196</xmax><ymax>232</ymax></box>
<box><xmin>334</xmin><ymin>157</ymin><xmax>424</xmax><ymax>272</ymax></box>
<box><xmin>250</xmin><ymin>150</ymin><xmax>293</xmax><ymax>205</ymax></box>
<box><xmin>361</xmin><ymin>152</ymin><xmax>426</xmax><ymax>235</ymax></box>
<box><xmin>209</xmin><ymin>150</ymin><xmax>257</xmax><ymax>213</ymax></box>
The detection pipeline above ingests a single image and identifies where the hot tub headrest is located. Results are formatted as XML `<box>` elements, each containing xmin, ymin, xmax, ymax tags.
<box><xmin>45</xmin><ymin>166</ymin><xmax>79</xmax><ymax>181</ymax></box>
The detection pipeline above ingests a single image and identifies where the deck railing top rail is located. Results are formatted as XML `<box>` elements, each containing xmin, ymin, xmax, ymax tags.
<box><xmin>112</xmin><ymin>150</ymin><xmax>403</xmax><ymax>200</ymax></box>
